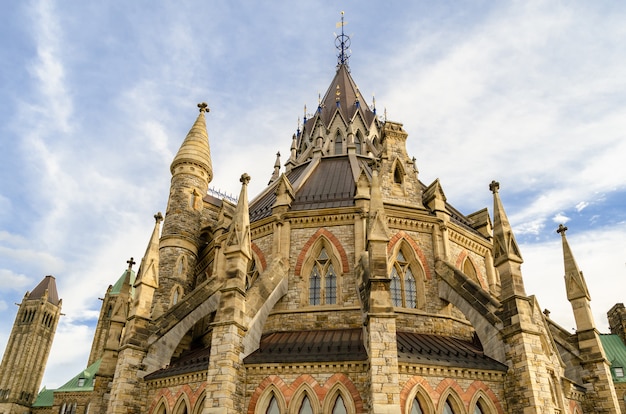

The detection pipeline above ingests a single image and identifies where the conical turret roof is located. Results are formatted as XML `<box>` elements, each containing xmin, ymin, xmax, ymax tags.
<box><xmin>316</xmin><ymin>64</ymin><xmax>376</xmax><ymax>129</ymax></box>
<box><xmin>171</xmin><ymin>103</ymin><xmax>213</xmax><ymax>181</ymax></box>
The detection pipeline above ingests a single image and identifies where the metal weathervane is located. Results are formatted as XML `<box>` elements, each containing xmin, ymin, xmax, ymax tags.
<box><xmin>335</xmin><ymin>11</ymin><xmax>351</xmax><ymax>68</ymax></box>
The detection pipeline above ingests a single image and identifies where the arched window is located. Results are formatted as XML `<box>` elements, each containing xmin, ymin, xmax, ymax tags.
<box><xmin>355</xmin><ymin>132</ymin><xmax>362</xmax><ymax>155</ymax></box>
<box><xmin>309</xmin><ymin>247</ymin><xmax>337</xmax><ymax>305</ymax></box>
<box><xmin>246</xmin><ymin>258</ymin><xmax>259</xmax><ymax>290</ymax></box>
<box><xmin>266</xmin><ymin>395</ymin><xmax>280</xmax><ymax>414</ymax></box>
<box><xmin>463</xmin><ymin>257</ymin><xmax>478</xmax><ymax>284</ymax></box>
<box><xmin>171</xmin><ymin>285</ymin><xmax>183</xmax><ymax>306</ymax></box>
<box><xmin>390</xmin><ymin>251</ymin><xmax>417</xmax><ymax>308</ymax></box>
<box><xmin>443</xmin><ymin>399</ymin><xmax>455</xmax><ymax>414</ymax></box>
<box><xmin>473</xmin><ymin>400</ymin><xmax>485</xmax><ymax>414</ymax></box>
<box><xmin>393</xmin><ymin>164</ymin><xmax>403</xmax><ymax>184</ymax></box>
<box><xmin>155</xmin><ymin>399</ymin><xmax>168</xmax><ymax>414</ymax></box>
<box><xmin>298</xmin><ymin>395</ymin><xmax>313</xmax><ymax>414</ymax></box>
<box><xmin>335</xmin><ymin>131</ymin><xmax>343</xmax><ymax>155</ymax></box>
<box><xmin>331</xmin><ymin>395</ymin><xmax>347</xmax><ymax>414</ymax></box>
<box><xmin>410</xmin><ymin>397</ymin><xmax>424</xmax><ymax>414</ymax></box>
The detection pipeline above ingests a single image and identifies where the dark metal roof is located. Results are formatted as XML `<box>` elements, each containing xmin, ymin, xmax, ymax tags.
<box><xmin>28</xmin><ymin>275</ymin><xmax>60</xmax><ymax>305</ymax></box>
<box><xmin>291</xmin><ymin>157</ymin><xmax>355</xmax><ymax>211</ymax></box>
<box><xmin>244</xmin><ymin>329</ymin><xmax>506</xmax><ymax>372</ymax></box>
<box><xmin>244</xmin><ymin>329</ymin><xmax>367</xmax><ymax>364</ymax></box>
<box><xmin>249</xmin><ymin>163</ymin><xmax>309</xmax><ymax>223</ymax></box>
<box><xmin>144</xmin><ymin>346</ymin><xmax>211</xmax><ymax>381</ymax></box>
<box><xmin>397</xmin><ymin>332</ymin><xmax>508</xmax><ymax>371</ymax></box>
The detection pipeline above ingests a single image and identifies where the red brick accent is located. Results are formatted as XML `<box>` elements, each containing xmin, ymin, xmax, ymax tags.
<box><xmin>387</xmin><ymin>230</ymin><xmax>432</xmax><ymax>280</ymax></box>
<box><xmin>569</xmin><ymin>399</ymin><xmax>582</xmax><ymax>414</ymax></box>
<box><xmin>401</xmin><ymin>377</ymin><xmax>504</xmax><ymax>414</ymax></box>
<box><xmin>251</xmin><ymin>242</ymin><xmax>267</xmax><ymax>271</ymax></box>
<box><xmin>455</xmin><ymin>251</ymin><xmax>487</xmax><ymax>289</ymax></box>
<box><xmin>294</xmin><ymin>228</ymin><xmax>349</xmax><ymax>276</ymax></box>
<box><xmin>247</xmin><ymin>373</ymin><xmax>363</xmax><ymax>413</ymax></box>
<box><xmin>148</xmin><ymin>383</ymin><xmax>206</xmax><ymax>414</ymax></box>
<box><xmin>400</xmin><ymin>376</ymin><xmax>436</xmax><ymax>412</ymax></box>
<box><xmin>247</xmin><ymin>375</ymin><xmax>289</xmax><ymax>414</ymax></box>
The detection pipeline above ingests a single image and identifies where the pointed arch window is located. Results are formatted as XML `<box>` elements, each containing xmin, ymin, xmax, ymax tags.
<box><xmin>298</xmin><ymin>395</ymin><xmax>313</xmax><ymax>414</ymax></box>
<box><xmin>331</xmin><ymin>395</ymin><xmax>347</xmax><ymax>414</ymax></box>
<box><xmin>334</xmin><ymin>131</ymin><xmax>343</xmax><ymax>155</ymax></box>
<box><xmin>473</xmin><ymin>399</ymin><xmax>488</xmax><ymax>414</ymax></box>
<box><xmin>309</xmin><ymin>247</ymin><xmax>337</xmax><ymax>305</ymax></box>
<box><xmin>410</xmin><ymin>398</ymin><xmax>424</xmax><ymax>414</ymax></box>
<box><xmin>246</xmin><ymin>258</ymin><xmax>259</xmax><ymax>290</ymax></box>
<box><xmin>390</xmin><ymin>251</ymin><xmax>417</xmax><ymax>308</ymax></box>
<box><xmin>463</xmin><ymin>257</ymin><xmax>479</xmax><ymax>284</ymax></box>
<box><xmin>393</xmin><ymin>164</ymin><xmax>404</xmax><ymax>185</ymax></box>
<box><xmin>266</xmin><ymin>395</ymin><xmax>280</xmax><ymax>414</ymax></box>
<box><xmin>443</xmin><ymin>399</ymin><xmax>455</xmax><ymax>414</ymax></box>
<box><xmin>171</xmin><ymin>285</ymin><xmax>183</xmax><ymax>306</ymax></box>
<box><xmin>354</xmin><ymin>132</ymin><xmax>362</xmax><ymax>155</ymax></box>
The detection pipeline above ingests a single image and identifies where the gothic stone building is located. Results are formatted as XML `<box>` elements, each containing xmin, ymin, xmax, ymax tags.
<box><xmin>0</xmin><ymin>36</ymin><xmax>623</xmax><ymax>414</ymax></box>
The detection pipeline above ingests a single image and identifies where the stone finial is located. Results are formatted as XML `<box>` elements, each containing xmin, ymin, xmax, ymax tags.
<box><xmin>154</xmin><ymin>212</ymin><xmax>164</xmax><ymax>223</ymax></box>
<box><xmin>543</xmin><ymin>308</ymin><xmax>551</xmax><ymax>317</ymax></box>
<box><xmin>489</xmin><ymin>180</ymin><xmax>500</xmax><ymax>194</ymax></box>
<box><xmin>557</xmin><ymin>224</ymin><xmax>568</xmax><ymax>236</ymax></box>
<box><xmin>198</xmin><ymin>102</ymin><xmax>210</xmax><ymax>113</ymax></box>
<box><xmin>127</xmin><ymin>257</ymin><xmax>136</xmax><ymax>269</ymax></box>
<box><xmin>240</xmin><ymin>173</ymin><xmax>251</xmax><ymax>185</ymax></box>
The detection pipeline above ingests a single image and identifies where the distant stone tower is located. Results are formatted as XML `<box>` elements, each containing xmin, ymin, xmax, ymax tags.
<box><xmin>0</xmin><ymin>275</ymin><xmax>61</xmax><ymax>414</ymax></box>
<box><xmin>155</xmin><ymin>103</ymin><xmax>213</xmax><ymax>313</ymax></box>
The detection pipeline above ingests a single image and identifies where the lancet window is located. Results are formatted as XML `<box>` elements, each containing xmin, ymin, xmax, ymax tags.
<box><xmin>390</xmin><ymin>250</ymin><xmax>417</xmax><ymax>308</ymax></box>
<box><xmin>309</xmin><ymin>247</ymin><xmax>337</xmax><ymax>305</ymax></box>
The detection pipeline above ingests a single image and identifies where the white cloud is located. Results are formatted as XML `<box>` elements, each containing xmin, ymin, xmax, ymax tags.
<box><xmin>552</xmin><ymin>212</ymin><xmax>570</xmax><ymax>224</ymax></box>
<box><xmin>0</xmin><ymin>269</ymin><xmax>33</xmax><ymax>292</ymax></box>
<box><xmin>576</xmin><ymin>201</ymin><xmax>589</xmax><ymax>212</ymax></box>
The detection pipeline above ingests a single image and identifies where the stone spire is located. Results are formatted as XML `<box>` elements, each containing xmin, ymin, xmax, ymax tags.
<box><xmin>490</xmin><ymin>180</ymin><xmax>525</xmax><ymax>299</ymax></box>
<box><xmin>224</xmin><ymin>173</ymin><xmax>252</xmax><ymax>260</ymax></box>
<box><xmin>557</xmin><ymin>224</ymin><xmax>590</xmax><ymax>302</ymax></box>
<box><xmin>268</xmin><ymin>152</ymin><xmax>281</xmax><ymax>185</ymax></box>
<box><xmin>132</xmin><ymin>212</ymin><xmax>163</xmax><ymax>318</ymax></box>
<box><xmin>170</xmin><ymin>102</ymin><xmax>213</xmax><ymax>182</ymax></box>
<box><xmin>557</xmin><ymin>224</ymin><xmax>622</xmax><ymax>412</ymax></box>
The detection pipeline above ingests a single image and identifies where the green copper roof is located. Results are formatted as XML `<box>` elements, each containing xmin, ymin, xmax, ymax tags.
<box><xmin>32</xmin><ymin>387</ymin><xmax>54</xmax><ymax>407</ymax></box>
<box><xmin>110</xmin><ymin>268</ymin><xmax>136</xmax><ymax>295</ymax></box>
<box><xmin>33</xmin><ymin>359</ymin><xmax>103</xmax><ymax>407</ymax></box>
<box><xmin>600</xmin><ymin>334</ymin><xmax>626</xmax><ymax>383</ymax></box>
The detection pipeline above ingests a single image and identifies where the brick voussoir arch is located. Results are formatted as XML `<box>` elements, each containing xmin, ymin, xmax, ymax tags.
<box><xmin>251</xmin><ymin>241</ymin><xmax>267</xmax><ymax>271</ymax></box>
<box><xmin>247</xmin><ymin>375</ymin><xmax>289</xmax><ymax>414</ymax></box>
<box><xmin>295</xmin><ymin>228</ymin><xmax>349</xmax><ymax>276</ymax></box>
<box><xmin>387</xmin><ymin>230</ymin><xmax>432</xmax><ymax>280</ymax></box>
<box><xmin>400</xmin><ymin>376</ymin><xmax>436</xmax><ymax>412</ymax></box>
<box><xmin>455</xmin><ymin>250</ymin><xmax>487</xmax><ymax>289</ymax></box>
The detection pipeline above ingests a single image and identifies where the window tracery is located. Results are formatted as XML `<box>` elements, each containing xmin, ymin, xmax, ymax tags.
<box><xmin>309</xmin><ymin>247</ymin><xmax>338</xmax><ymax>305</ymax></box>
<box><xmin>390</xmin><ymin>250</ymin><xmax>417</xmax><ymax>308</ymax></box>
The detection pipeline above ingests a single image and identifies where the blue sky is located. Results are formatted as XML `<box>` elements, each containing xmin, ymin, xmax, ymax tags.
<box><xmin>1</xmin><ymin>1</ymin><xmax>625</xmax><ymax>389</ymax></box>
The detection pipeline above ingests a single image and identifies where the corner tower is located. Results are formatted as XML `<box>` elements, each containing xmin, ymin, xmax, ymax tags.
<box><xmin>0</xmin><ymin>275</ymin><xmax>61</xmax><ymax>413</ymax></box>
<box><xmin>155</xmin><ymin>103</ymin><xmax>213</xmax><ymax>312</ymax></box>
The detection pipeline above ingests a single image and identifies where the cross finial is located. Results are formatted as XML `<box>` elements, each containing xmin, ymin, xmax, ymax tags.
<box><xmin>489</xmin><ymin>180</ymin><xmax>500</xmax><ymax>194</ymax></box>
<box><xmin>127</xmin><ymin>257</ymin><xmax>136</xmax><ymax>269</ymax></box>
<box><xmin>557</xmin><ymin>224</ymin><xmax>568</xmax><ymax>236</ymax></box>
<box><xmin>198</xmin><ymin>102</ymin><xmax>209</xmax><ymax>113</ymax></box>
<box><xmin>154</xmin><ymin>212</ymin><xmax>163</xmax><ymax>223</ymax></box>
<box><xmin>240</xmin><ymin>173</ymin><xmax>251</xmax><ymax>185</ymax></box>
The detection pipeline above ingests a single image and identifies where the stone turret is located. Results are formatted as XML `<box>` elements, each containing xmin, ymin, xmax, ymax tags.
<box><xmin>558</xmin><ymin>224</ymin><xmax>621</xmax><ymax>413</ymax></box>
<box><xmin>0</xmin><ymin>275</ymin><xmax>61</xmax><ymax>413</ymax></box>
<box><xmin>365</xmin><ymin>164</ymin><xmax>401</xmax><ymax>413</ymax></box>
<box><xmin>205</xmin><ymin>173</ymin><xmax>251</xmax><ymax>413</ymax></box>
<box><xmin>156</xmin><ymin>103</ymin><xmax>213</xmax><ymax>312</ymax></box>
<box><xmin>490</xmin><ymin>181</ymin><xmax>562</xmax><ymax>413</ymax></box>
